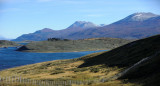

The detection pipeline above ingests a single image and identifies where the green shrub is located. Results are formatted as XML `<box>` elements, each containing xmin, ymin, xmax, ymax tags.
<box><xmin>50</xmin><ymin>70</ymin><xmax>65</xmax><ymax>75</ymax></box>
<box><xmin>50</xmin><ymin>67</ymin><xmax>65</xmax><ymax>75</ymax></box>
<box><xmin>55</xmin><ymin>67</ymin><xmax>63</xmax><ymax>70</ymax></box>
<box><xmin>68</xmin><ymin>67</ymin><xmax>89</xmax><ymax>72</ymax></box>
<box><xmin>90</xmin><ymin>68</ymin><xmax>99</xmax><ymax>73</ymax></box>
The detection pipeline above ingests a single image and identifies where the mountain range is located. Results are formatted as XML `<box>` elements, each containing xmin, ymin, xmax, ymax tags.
<box><xmin>13</xmin><ymin>12</ymin><xmax>160</xmax><ymax>41</ymax></box>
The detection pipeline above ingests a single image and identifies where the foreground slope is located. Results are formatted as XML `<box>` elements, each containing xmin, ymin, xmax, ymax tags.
<box><xmin>0</xmin><ymin>35</ymin><xmax>160</xmax><ymax>86</ymax></box>
<box><xmin>78</xmin><ymin>34</ymin><xmax>160</xmax><ymax>68</ymax></box>
<box><xmin>78</xmin><ymin>34</ymin><xmax>160</xmax><ymax>86</ymax></box>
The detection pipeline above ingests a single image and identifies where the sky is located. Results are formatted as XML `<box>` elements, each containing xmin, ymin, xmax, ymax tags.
<box><xmin>0</xmin><ymin>0</ymin><xmax>160</xmax><ymax>39</ymax></box>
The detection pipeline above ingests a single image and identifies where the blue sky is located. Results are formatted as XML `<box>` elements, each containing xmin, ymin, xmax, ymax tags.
<box><xmin>0</xmin><ymin>0</ymin><xmax>160</xmax><ymax>39</ymax></box>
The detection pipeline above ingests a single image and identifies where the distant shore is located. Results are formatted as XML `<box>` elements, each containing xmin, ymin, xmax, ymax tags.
<box><xmin>17</xmin><ymin>38</ymin><xmax>132</xmax><ymax>53</ymax></box>
<box><xmin>19</xmin><ymin>49</ymin><xmax>108</xmax><ymax>53</ymax></box>
<box><xmin>0</xmin><ymin>40</ymin><xmax>21</xmax><ymax>48</ymax></box>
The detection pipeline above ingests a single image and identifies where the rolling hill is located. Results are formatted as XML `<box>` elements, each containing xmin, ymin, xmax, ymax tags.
<box><xmin>16</xmin><ymin>37</ymin><xmax>131</xmax><ymax>53</ymax></box>
<box><xmin>13</xmin><ymin>12</ymin><xmax>160</xmax><ymax>41</ymax></box>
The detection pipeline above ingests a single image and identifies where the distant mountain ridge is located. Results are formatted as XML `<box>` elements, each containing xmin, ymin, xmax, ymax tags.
<box><xmin>13</xmin><ymin>21</ymin><xmax>99</xmax><ymax>41</ymax></box>
<box><xmin>13</xmin><ymin>12</ymin><xmax>160</xmax><ymax>41</ymax></box>
<box><xmin>122</xmin><ymin>12</ymin><xmax>159</xmax><ymax>21</ymax></box>
<box><xmin>67</xmin><ymin>21</ymin><xmax>98</xmax><ymax>29</ymax></box>
<box><xmin>66</xmin><ymin>12</ymin><xmax>160</xmax><ymax>39</ymax></box>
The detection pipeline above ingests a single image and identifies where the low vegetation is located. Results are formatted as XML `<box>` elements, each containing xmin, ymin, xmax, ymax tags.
<box><xmin>0</xmin><ymin>40</ymin><xmax>21</xmax><ymax>48</ymax></box>
<box><xmin>16</xmin><ymin>37</ymin><xmax>132</xmax><ymax>52</ymax></box>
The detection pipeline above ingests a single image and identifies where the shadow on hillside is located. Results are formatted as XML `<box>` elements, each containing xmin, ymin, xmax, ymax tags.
<box><xmin>119</xmin><ymin>53</ymin><xmax>160</xmax><ymax>86</ymax></box>
<box><xmin>78</xmin><ymin>35</ymin><xmax>160</xmax><ymax>68</ymax></box>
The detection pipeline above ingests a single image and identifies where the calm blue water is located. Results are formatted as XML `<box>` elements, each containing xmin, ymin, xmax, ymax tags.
<box><xmin>18</xmin><ymin>43</ymin><xmax>28</xmax><ymax>45</ymax></box>
<box><xmin>0</xmin><ymin>47</ymin><xmax>106</xmax><ymax>70</ymax></box>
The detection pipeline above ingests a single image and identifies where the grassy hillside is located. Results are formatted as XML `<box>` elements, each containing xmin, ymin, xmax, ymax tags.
<box><xmin>78</xmin><ymin>34</ymin><xmax>160</xmax><ymax>86</ymax></box>
<box><xmin>0</xmin><ymin>40</ymin><xmax>21</xmax><ymax>48</ymax></box>
<box><xmin>0</xmin><ymin>35</ymin><xmax>160</xmax><ymax>86</ymax></box>
<box><xmin>79</xmin><ymin>35</ymin><xmax>160</xmax><ymax>68</ymax></box>
<box><xmin>16</xmin><ymin>38</ymin><xmax>131</xmax><ymax>53</ymax></box>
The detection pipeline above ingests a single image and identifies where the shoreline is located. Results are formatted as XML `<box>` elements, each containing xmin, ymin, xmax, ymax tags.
<box><xmin>0</xmin><ymin>45</ymin><xmax>21</xmax><ymax>48</ymax></box>
<box><xmin>17</xmin><ymin>49</ymin><xmax>109</xmax><ymax>53</ymax></box>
